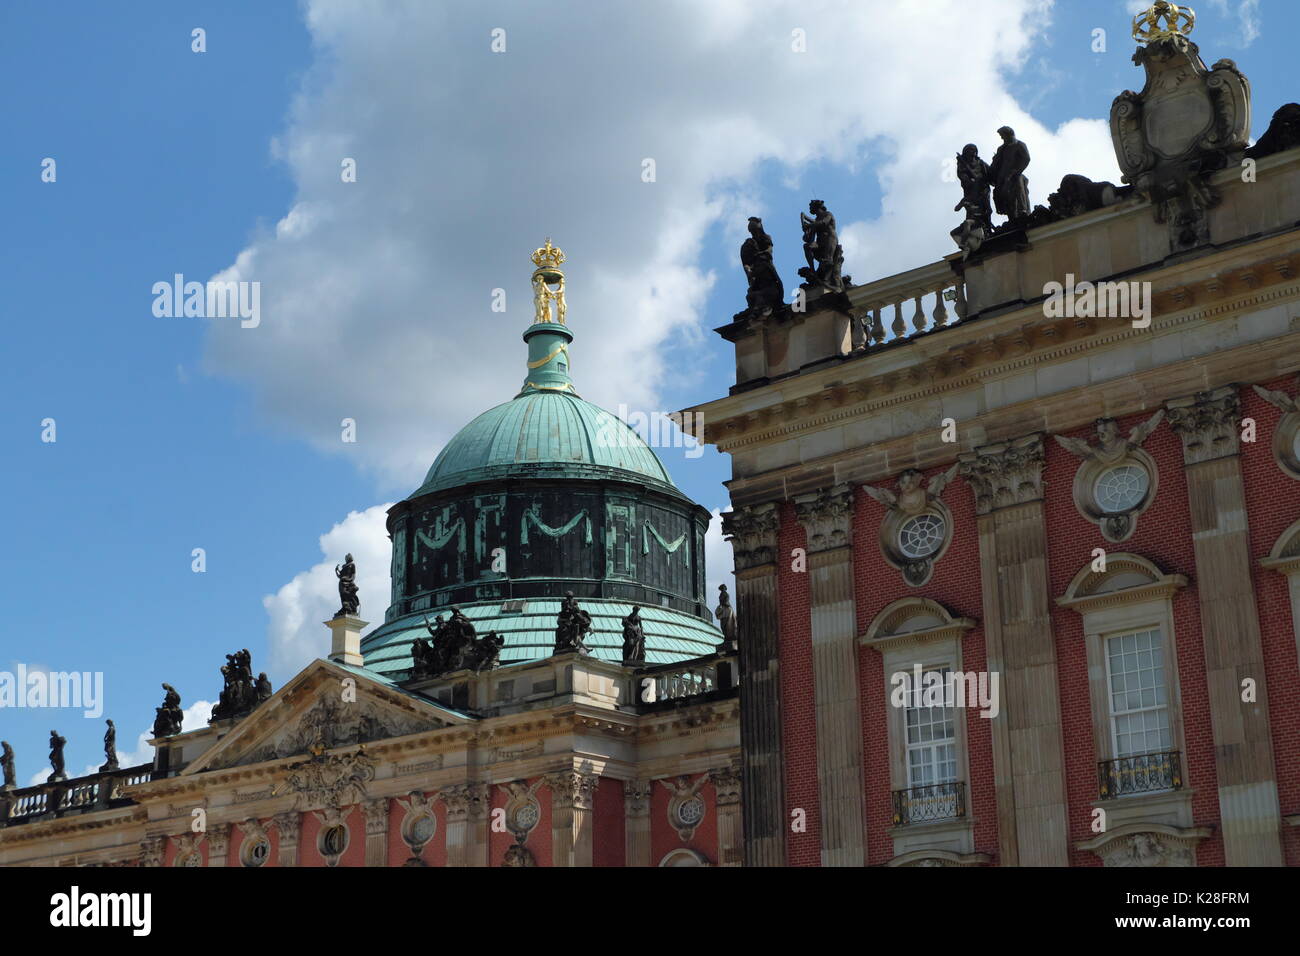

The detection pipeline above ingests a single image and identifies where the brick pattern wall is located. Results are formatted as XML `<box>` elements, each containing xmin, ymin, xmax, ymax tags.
<box><xmin>854</xmin><ymin>473</ymin><xmax>998</xmax><ymax>865</ymax></box>
<box><xmin>593</xmin><ymin>777</ymin><xmax>626</xmax><ymax>867</ymax></box>
<box><xmin>1044</xmin><ymin>409</ymin><xmax>1222</xmax><ymax>866</ymax></box>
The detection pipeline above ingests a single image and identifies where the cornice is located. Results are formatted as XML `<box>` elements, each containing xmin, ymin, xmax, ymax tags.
<box><xmin>0</xmin><ymin>805</ymin><xmax>147</xmax><ymax>847</ymax></box>
<box><xmin>691</xmin><ymin>242</ymin><xmax>1300</xmax><ymax>457</ymax></box>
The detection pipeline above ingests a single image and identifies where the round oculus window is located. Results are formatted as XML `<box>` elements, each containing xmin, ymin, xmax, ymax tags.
<box><xmin>676</xmin><ymin>797</ymin><xmax>705</xmax><ymax>828</ymax></box>
<box><xmin>320</xmin><ymin>825</ymin><xmax>348</xmax><ymax>857</ymax></box>
<box><xmin>898</xmin><ymin>513</ymin><xmax>946</xmax><ymax>559</ymax></box>
<box><xmin>409</xmin><ymin>814</ymin><xmax>436</xmax><ymax>845</ymax></box>
<box><xmin>1094</xmin><ymin>463</ymin><xmax>1149</xmax><ymax>513</ymax></box>
<box><xmin>242</xmin><ymin>837</ymin><xmax>270</xmax><ymax>867</ymax></box>
<box><xmin>512</xmin><ymin>801</ymin><xmax>540</xmax><ymax>832</ymax></box>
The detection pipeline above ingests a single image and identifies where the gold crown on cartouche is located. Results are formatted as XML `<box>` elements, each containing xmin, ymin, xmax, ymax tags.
<box><xmin>531</xmin><ymin>238</ymin><xmax>566</xmax><ymax>272</ymax></box>
<box><xmin>1133</xmin><ymin>1</ymin><xmax>1196</xmax><ymax>44</ymax></box>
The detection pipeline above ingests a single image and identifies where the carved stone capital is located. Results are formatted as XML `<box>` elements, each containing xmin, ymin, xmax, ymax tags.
<box><xmin>362</xmin><ymin>797</ymin><xmax>390</xmax><ymax>836</ymax></box>
<box><xmin>1166</xmin><ymin>386</ymin><xmax>1241</xmax><ymax>464</ymax></box>
<box><xmin>958</xmin><ymin>433</ymin><xmax>1045</xmax><ymax>514</ymax></box>
<box><xmin>722</xmin><ymin>502</ymin><xmax>779</xmax><ymax>571</ymax></box>
<box><xmin>270</xmin><ymin>811</ymin><xmax>301</xmax><ymax>848</ymax></box>
<box><xmin>793</xmin><ymin>483</ymin><xmax>853</xmax><ymax>552</ymax></box>
<box><xmin>440</xmin><ymin>784</ymin><xmax>478</xmax><ymax>823</ymax></box>
<box><xmin>709</xmin><ymin>767</ymin><xmax>742</xmax><ymax>807</ymax></box>
<box><xmin>546</xmin><ymin>771</ymin><xmax>598</xmax><ymax>811</ymax></box>
<box><xmin>206</xmin><ymin>823</ymin><xmax>230</xmax><ymax>859</ymax></box>
<box><xmin>139</xmin><ymin>835</ymin><xmax>164</xmax><ymax>868</ymax></box>
<box><xmin>624</xmin><ymin>779</ymin><xmax>652</xmax><ymax>818</ymax></box>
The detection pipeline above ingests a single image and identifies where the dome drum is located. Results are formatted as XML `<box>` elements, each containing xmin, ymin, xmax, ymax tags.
<box><xmin>386</xmin><ymin>478</ymin><xmax>712</xmax><ymax>624</ymax></box>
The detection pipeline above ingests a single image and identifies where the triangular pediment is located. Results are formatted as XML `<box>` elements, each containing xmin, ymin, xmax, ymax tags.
<box><xmin>183</xmin><ymin>658</ymin><xmax>471</xmax><ymax>775</ymax></box>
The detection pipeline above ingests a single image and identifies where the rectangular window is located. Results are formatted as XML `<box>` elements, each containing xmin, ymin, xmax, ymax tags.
<box><xmin>904</xmin><ymin>668</ymin><xmax>957</xmax><ymax>788</ymax></box>
<box><xmin>1105</xmin><ymin>628</ymin><xmax>1171</xmax><ymax>758</ymax></box>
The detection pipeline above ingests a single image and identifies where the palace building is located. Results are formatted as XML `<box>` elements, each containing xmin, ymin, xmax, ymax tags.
<box><xmin>0</xmin><ymin>241</ymin><xmax>740</xmax><ymax>868</ymax></box>
<box><xmin>3</xmin><ymin>2</ymin><xmax>1298</xmax><ymax>870</ymax></box>
<box><xmin>687</xmin><ymin>4</ymin><xmax>1300</xmax><ymax>867</ymax></box>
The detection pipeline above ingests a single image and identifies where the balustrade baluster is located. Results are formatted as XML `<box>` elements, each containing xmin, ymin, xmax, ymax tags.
<box><xmin>932</xmin><ymin>288</ymin><xmax>949</xmax><ymax>328</ymax></box>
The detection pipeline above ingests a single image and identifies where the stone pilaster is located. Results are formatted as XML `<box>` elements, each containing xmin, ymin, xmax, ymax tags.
<box><xmin>547</xmin><ymin>770</ymin><xmax>598</xmax><ymax>867</ymax></box>
<box><xmin>624</xmin><ymin>779</ymin><xmax>652</xmax><ymax>867</ymax></box>
<box><xmin>722</xmin><ymin>502</ymin><xmax>785</xmax><ymax>867</ymax></box>
<box><xmin>271</xmin><ymin>811</ymin><xmax>301</xmax><ymax>867</ymax></box>
<box><xmin>139</xmin><ymin>835</ymin><xmax>164</xmax><ymax>868</ymax></box>
<box><xmin>440</xmin><ymin>785</ymin><xmax>476</xmax><ymax>868</ymax></box>
<box><xmin>362</xmin><ymin>797</ymin><xmax>389</xmax><ymax>867</ymax></box>
<box><xmin>206</xmin><ymin>823</ymin><xmax>230</xmax><ymax>868</ymax></box>
<box><xmin>959</xmin><ymin>433</ymin><xmax>1069</xmax><ymax>866</ymax></box>
<box><xmin>1166</xmin><ymin>386</ymin><xmax>1284</xmax><ymax>866</ymax></box>
<box><xmin>794</xmin><ymin>483</ymin><xmax>864</xmax><ymax>867</ymax></box>
<box><xmin>466</xmin><ymin>784</ymin><xmax>490</xmax><ymax>867</ymax></box>
<box><xmin>710</xmin><ymin>766</ymin><xmax>743</xmax><ymax>867</ymax></box>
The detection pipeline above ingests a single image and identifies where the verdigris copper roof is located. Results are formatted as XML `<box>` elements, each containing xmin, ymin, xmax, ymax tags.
<box><xmin>362</xmin><ymin>599</ymin><xmax>720</xmax><ymax>679</ymax></box>
<box><xmin>409</xmin><ymin>389</ymin><xmax>679</xmax><ymax>498</ymax></box>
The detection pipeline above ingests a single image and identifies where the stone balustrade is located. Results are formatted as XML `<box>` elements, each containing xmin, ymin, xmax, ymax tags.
<box><xmin>636</xmin><ymin>653</ymin><xmax>737</xmax><ymax>709</ymax></box>
<box><xmin>846</xmin><ymin>257</ymin><xmax>966</xmax><ymax>350</ymax></box>
<box><xmin>0</xmin><ymin>763</ymin><xmax>152</xmax><ymax>826</ymax></box>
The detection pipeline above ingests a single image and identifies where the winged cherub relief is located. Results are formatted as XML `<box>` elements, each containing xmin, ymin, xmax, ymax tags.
<box><xmin>1053</xmin><ymin>410</ymin><xmax>1165</xmax><ymax>465</ymax></box>
<box><xmin>861</xmin><ymin>464</ymin><xmax>959</xmax><ymax>586</ymax></box>
<box><xmin>1053</xmin><ymin>410</ymin><xmax>1165</xmax><ymax>541</ymax></box>
<box><xmin>1252</xmin><ymin>380</ymin><xmax>1300</xmax><ymax>478</ymax></box>
<box><xmin>861</xmin><ymin>464</ymin><xmax>960</xmax><ymax>516</ymax></box>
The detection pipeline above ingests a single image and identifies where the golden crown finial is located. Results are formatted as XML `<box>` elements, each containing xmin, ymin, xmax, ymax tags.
<box><xmin>1133</xmin><ymin>1</ymin><xmax>1195</xmax><ymax>44</ymax></box>
<box><xmin>531</xmin><ymin>238</ymin><xmax>565</xmax><ymax>273</ymax></box>
<box><xmin>530</xmin><ymin>238</ymin><xmax>567</xmax><ymax>325</ymax></box>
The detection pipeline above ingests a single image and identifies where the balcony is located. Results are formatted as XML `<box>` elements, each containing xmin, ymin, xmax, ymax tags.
<box><xmin>892</xmin><ymin>781</ymin><xmax>967</xmax><ymax>825</ymax></box>
<box><xmin>1098</xmin><ymin>750</ymin><xmax>1183</xmax><ymax>799</ymax></box>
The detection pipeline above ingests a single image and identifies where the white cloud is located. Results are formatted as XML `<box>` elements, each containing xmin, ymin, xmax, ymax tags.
<box><xmin>202</xmin><ymin>0</ymin><xmax>1121</xmax><ymax>494</ymax></box>
<box><xmin>1208</xmin><ymin>0</ymin><xmax>1261</xmax><ymax>47</ymax></box>
<box><xmin>262</xmin><ymin>504</ymin><xmax>394</xmax><ymax>679</ymax></box>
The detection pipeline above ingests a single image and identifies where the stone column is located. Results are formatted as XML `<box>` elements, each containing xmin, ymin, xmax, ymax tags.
<box><xmin>794</xmin><ymin>483</ymin><xmax>865</xmax><ymax>867</ymax></box>
<box><xmin>441</xmin><ymin>785</ymin><xmax>474</xmax><ymax>867</ymax></box>
<box><xmin>959</xmin><ymin>434</ymin><xmax>1068</xmax><ymax>866</ymax></box>
<box><xmin>271</xmin><ymin>811</ymin><xmax>301</xmax><ymax>867</ymax></box>
<box><xmin>1167</xmin><ymin>386</ymin><xmax>1284</xmax><ymax>866</ymax></box>
<box><xmin>547</xmin><ymin>770</ymin><xmax>597</xmax><ymax>867</ymax></box>
<box><xmin>710</xmin><ymin>766</ymin><xmax>743</xmax><ymax>866</ymax></box>
<box><xmin>206</xmin><ymin>823</ymin><xmax>230</xmax><ymax>868</ymax></box>
<box><xmin>722</xmin><ymin>502</ymin><xmax>785</xmax><ymax>867</ymax></box>
<box><xmin>624</xmin><ymin>779</ymin><xmax>652</xmax><ymax>867</ymax></box>
<box><xmin>466</xmin><ymin>784</ymin><xmax>490</xmax><ymax>867</ymax></box>
<box><xmin>362</xmin><ymin>797</ymin><xmax>389</xmax><ymax>866</ymax></box>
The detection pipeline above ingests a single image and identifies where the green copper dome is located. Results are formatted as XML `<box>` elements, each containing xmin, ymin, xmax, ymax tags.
<box><xmin>408</xmin><ymin>318</ymin><xmax>680</xmax><ymax>499</ymax></box>
<box><xmin>368</xmin><ymin>243</ymin><xmax>721</xmax><ymax>675</ymax></box>
<box><xmin>412</xmin><ymin>390</ymin><xmax>678</xmax><ymax>498</ymax></box>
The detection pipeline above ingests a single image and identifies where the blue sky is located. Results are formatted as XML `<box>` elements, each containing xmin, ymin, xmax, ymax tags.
<box><xmin>1</xmin><ymin>0</ymin><xmax>1293</xmax><ymax>781</ymax></box>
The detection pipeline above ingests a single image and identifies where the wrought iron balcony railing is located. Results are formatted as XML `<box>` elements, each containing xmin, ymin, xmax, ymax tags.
<box><xmin>1098</xmin><ymin>750</ymin><xmax>1183</xmax><ymax>799</ymax></box>
<box><xmin>891</xmin><ymin>781</ymin><xmax>966</xmax><ymax>826</ymax></box>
